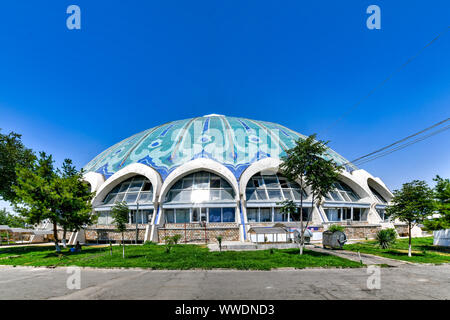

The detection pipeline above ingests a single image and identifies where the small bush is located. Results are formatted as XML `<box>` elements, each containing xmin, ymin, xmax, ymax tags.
<box><xmin>172</xmin><ymin>234</ymin><xmax>182</xmax><ymax>245</ymax></box>
<box><xmin>163</xmin><ymin>236</ymin><xmax>175</xmax><ymax>253</ymax></box>
<box><xmin>376</xmin><ymin>228</ymin><xmax>397</xmax><ymax>249</ymax></box>
<box><xmin>328</xmin><ymin>224</ymin><xmax>345</xmax><ymax>233</ymax></box>
<box><xmin>143</xmin><ymin>241</ymin><xmax>156</xmax><ymax>246</ymax></box>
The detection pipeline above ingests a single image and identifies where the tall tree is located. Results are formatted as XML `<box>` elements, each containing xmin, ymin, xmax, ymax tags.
<box><xmin>0</xmin><ymin>208</ymin><xmax>26</xmax><ymax>228</ymax></box>
<box><xmin>111</xmin><ymin>201</ymin><xmax>129</xmax><ymax>258</ymax></box>
<box><xmin>386</xmin><ymin>180</ymin><xmax>435</xmax><ymax>257</ymax></box>
<box><xmin>423</xmin><ymin>175</ymin><xmax>450</xmax><ymax>231</ymax></box>
<box><xmin>280</xmin><ymin>134</ymin><xmax>341</xmax><ymax>255</ymax></box>
<box><xmin>0</xmin><ymin>130</ymin><xmax>35</xmax><ymax>202</ymax></box>
<box><xmin>12</xmin><ymin>152</ymin><xmax>95</xmax><ymax>250</ymax></box>
<box><xmin>57</xmin><ymin>159</ymin><xmax>95</xmax><ymax>246</ymax></box>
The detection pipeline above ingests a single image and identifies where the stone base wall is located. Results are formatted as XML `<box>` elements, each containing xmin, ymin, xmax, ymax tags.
<box><xmin>84</xmin><ymin>224</ymin><xmax>147</xmax><ymax>243</ymax></box>
<box><xmin>340</xmin><ymin>225</ymin><xmax>381</xmax><ymax>239</ymax></box>
<box><xmin>394</xmin><ymin>224</ymin><xmax>409</xmax><ymax>237</ymax></box>
<box><xmin>158</xmin><ymin>223</ymin><xmax>239</xmax><ymax>243</ymax></box>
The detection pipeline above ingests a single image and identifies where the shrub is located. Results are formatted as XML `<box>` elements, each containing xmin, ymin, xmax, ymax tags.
<box><xmin>172</xmin><ymin>234</ymin><xmax>182</xmax><ymax>245</ymax></box>
<box><xmin>376</xmin><ymin>228</ymin><xmax>397</xmax><ymax>249</ymax></box>
<box><xmin>143</xmin><ymin>241</ymin><xmax>156</xmax><ymax>246</ymax></box>
<box><xmin>328</xmin><ymin>224</ymin><xmax>345</xmax><ymax>233</ymax></box>
<box><xmin>163</xmin><ymin>236</ymin><xmax>175</xmax><ymax>253</ymax></box>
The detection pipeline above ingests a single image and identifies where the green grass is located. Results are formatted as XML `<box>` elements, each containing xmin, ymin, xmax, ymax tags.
<box><xmin>344</xmin><ymin>237</ymin><xmax>450</xmax><ymax>264</ymax></box>
<box><xmin>0</xmin><ymin>243</ymin><xmax>362</xmax><ymax>270</ymax></box>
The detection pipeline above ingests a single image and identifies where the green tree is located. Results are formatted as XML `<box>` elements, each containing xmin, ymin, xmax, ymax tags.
<box><xmin>386</xmin><ymin>180</ymin><xmax>435</xmax><ymax>257</ymax></box>
<box><xmin>111</xmin><ymin>201</ymin><xmax>129</xmax><ymax>258</ymax></box>
<box><xmin>0</xmin><ymin>208</ymin><xmax>26</xmax><ymax>228</ymax></box>
<box><xmin>0</xmin><ymin>130</ymin><xmax>35</xmax><ymax>202</ymax></box>
<box><xmin>279</xmin><ymin>134</ymin><xmax>341</xmax><ymax>255</ymax></box>
<box><xmin>57</xmin><ymin>159</ymin><xmax>95</xmax><ymax>246</ymax></box>
<box><xmin>423</xmin><ymin>175</ymin><xmax>450</xmax><ymax>231</ymax></box>
<box><xmin>12</xmin><ymin>152</ymin><xmax>95</xmax><ymax>250</ymax></box>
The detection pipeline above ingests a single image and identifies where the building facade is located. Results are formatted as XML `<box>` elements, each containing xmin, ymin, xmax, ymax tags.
<box><xmin>80</xmin><ymin>114</ymin><xmax>395</xmax><ymax>243</ymax></box>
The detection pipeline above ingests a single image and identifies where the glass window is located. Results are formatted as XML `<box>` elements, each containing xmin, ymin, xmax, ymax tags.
<box><xmin>103</xmin><ymin>176</ymin><xmax>153</xmax><ymax>204</ymax></box>
<box><xmin>183</xmin><ymin>178</ymin><xmax>193</xmax><ymax>189</ymax></box>
<box><xmin>353</xmin><ymin>208</ymin><xmax>361</xmax><ymax>221</ymax></box>
<box><xmin>115</xmin><ymin>193</ymin><xmax>125</xmax><ymax>202</ymax></box>
<box><xmin>209</xmin><ymin>208</ymin><xmax>222</xmax><ymax>222</ymax></box>
<box><xmin>119</xmin><ymin>182</ymin><xmax>130</xmax><ymax>193</ymax></box>
<box><xmin>282</xmin><ymin>190</ymin><xmax>292</xmax><ymax>200</ymax></box>
<box><xmin>165</xmin><ymin>171</ymin><xmax>235</xmax><ymax>203</ymax></box>
<box><xmin>274</xmin><ymin>208</ymin><xmax>288</xmax><ymax>222</ymax></box>
<box><xmin>192</xmin><ymin>208</ymin><xmax>199</xmax><ymax>222</ymax></box>
<box><xmin>222</xmin><ymin>208</ymin><xmax>235</xmax><ymax>222</ymax></box>
<box><xmin>260</xmin><ymin>208</ymin><xmax>272</xmax><ymax>222</ymax></box>
<box><xmin>125</xmin><ymin>193</ymin><xmax>138</xmax><ymax>203</ymax></box>
<box><xmin>267</xmin><ymin>189</ymin><xmax>283</xmax><ymax>200</ymax></box>
<box><xmin>165</xmin><ymin>209</ymin><xmax>175</xmax><ymax>223</ymax></box>
<box><xmin>256</xmin><ymin>189</ymin><xmax>268</xmax><ymax>200</ymax></box>
<box><xmin>330</xmin><ymin>191</ymin><xmax>343</xmax><ymax>201</ymax></box>
<box><xmin>247</xmin><ymin>208</ymin><xmax>259</xmax><ymax>222</ymax></box>
<box><xmin>142</xmin><ymin>182</ymin><xmax>152</xmax><ymax>191</ymax></box>
<box><xmin>325</xmin><ymin>208</ymin><xmax>340</xmax><ymax>221</ymax></box>
<box><xmin>210</xmin><ymin>190</ymin><xmax>221</xmax><ymax>201</ymax></box>
<box><xmin>222</xmin><ymin>189</ymin><xmax>234</xmax><ymax>200</ymax></box>
<box><xmin>210</xmin><ymin>177</ymin><xmax>220</xmax><ymax>188</ymax></box>
<box><xmin>97</xmin><ymin>212</ymin><xmax>109</xmax><ymax>225</ymax></box>
<box><xmin>104</xmin><ymin>194</ymin><xmax>117</xmax><ymax>205</ymax></box>
<box><xmin>342</xmin><ymin>208</ymin><xmax>351</xmax><ymax>220</ymax></box>
<box><xmin>128</xmin><ymin>181</ymin><xmax>143</xmax><ymax>192</ymax></box>
<box><xmin>138</xmin><ymin>192</ymin><xmax>152</xmax><ymax>202</ymax></box>
<box><xmin>263</xmin><ymin>176</ymin><xmax>278</xmax><ymax>187</ymax></box>
<box><xmin>246</xmin><ymin>189</ymin><xmax>258</xmax><ymax>201</ymax></box>
<box><xmin>370</xmin><ymin>186</ymin><xmax>387</xmax><ymax>204</ymax></box>
<box><xmin>176</xmin><ymin>209</ymin><xmax>190</xmax><ymax>223</ymax></box>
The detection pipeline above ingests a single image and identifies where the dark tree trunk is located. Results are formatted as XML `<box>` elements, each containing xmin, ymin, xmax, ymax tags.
<box><xmin>53</xmin><ymin>221</ymin><xmax>60</xmax><ymax>252</ymax></box>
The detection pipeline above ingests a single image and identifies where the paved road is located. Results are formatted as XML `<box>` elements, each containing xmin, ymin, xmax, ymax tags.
<box><xmin>0</xmin><ymin>264</ymin><xmax>449</xmax><ymax>300</ymax></box>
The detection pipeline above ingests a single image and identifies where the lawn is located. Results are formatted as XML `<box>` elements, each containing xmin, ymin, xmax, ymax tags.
<box><xmin>0</xmin><ymin>243</ymin><xmax>362</xmax><ymax>270</ymax></box>
<box><xmin>344</xmin><ymin>237</ymin><xmax>450</xmax><ymax>264</ymax></box>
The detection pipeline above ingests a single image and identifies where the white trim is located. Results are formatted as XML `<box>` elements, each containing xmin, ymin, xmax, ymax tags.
<box><xmin>83</xmin><ymin>172</ymin><xmax>105</xmax><ymax>193</ymax></box>
<box><xmin>158</xmin><ymin>158</ymin><xmax>239</xmax><ymax>203</ymax></box>
<box><xmin>92</xmin><ymin>163</ymin><xmax>162</xmax><ymax>207</ymax></box>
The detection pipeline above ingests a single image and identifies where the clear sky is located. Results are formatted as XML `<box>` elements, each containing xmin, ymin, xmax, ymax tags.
<box><xmin>0</xmin><ymin>0</ymin><xmax>449</xmax><ymax>211</ymax></box>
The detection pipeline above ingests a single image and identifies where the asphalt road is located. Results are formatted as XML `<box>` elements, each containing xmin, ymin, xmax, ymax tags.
<box><xmin>0</xmin><ymin>264</ymin><xmax>449</xmax><ymax>300</ymax></box>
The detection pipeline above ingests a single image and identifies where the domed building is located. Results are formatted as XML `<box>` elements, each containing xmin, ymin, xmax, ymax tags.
<box><xmin>80</xmin><ymin>114</ymin><xmax>395</xmax><ymax>244</ymax></box>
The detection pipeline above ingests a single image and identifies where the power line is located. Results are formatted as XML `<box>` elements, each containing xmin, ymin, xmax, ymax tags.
<box><xmin>350</xmin><ymin>118</ymin><xmax>450</xmax><ymax>165</ymax></box>
<box><xmin>352</xmin><ymin>123</ymin><xmax>450</xmax><ymax>166</ymax></box>
<box><xmin>324</xmin><ymin>26</ymin><xmax>450</xmax><ymax>133</ymax></box>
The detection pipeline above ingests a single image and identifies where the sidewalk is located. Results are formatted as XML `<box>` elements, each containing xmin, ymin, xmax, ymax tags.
<box><xmin>308</xmin><ymin>246</ymin><xmax>410</xmax><ymax>267</ymax></box>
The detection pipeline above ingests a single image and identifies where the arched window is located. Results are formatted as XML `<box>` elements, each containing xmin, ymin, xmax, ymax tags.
<box><xmin>369</xmin><ymin>186</ymin><xmax>387</xmax><ymax>204</ymax></box>
<box><xmin>163</xmin><ymin>171</ymin><xmax>236</xmax><ymax>224</ymax></box>
<box><xmin>165</xmin><ymin>172</ymin><xmax>235</xmax><ymax>203</ymax></box>
<box><xmin>245</xmin><ymin>173</ymin><xmax>307</xmax><ymax>202</ymax></box>
<box><xmin>369</xmin><ymin>185</ymin><xmax>390</xmax><ymax>221</ymax></box>
<box><xmin>323</xmin><ymin>181</ymin><xmax>367</xmax><ymax>222</ymax></box>
<box><xmin>324</xmin><ymin>182</ymin><xmax>360</xmax><ymax>202</ymax></box>
<box><xmin>103</xmin><ymin>175</ymin><xmax>153</xmax><ymax>205</ymax></box>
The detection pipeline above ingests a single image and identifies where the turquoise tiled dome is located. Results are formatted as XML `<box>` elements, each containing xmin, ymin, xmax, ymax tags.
<box><xmin>84</xmin><ymin>115</ymin><xmax>356</xmax><ymax>180</ymax></box>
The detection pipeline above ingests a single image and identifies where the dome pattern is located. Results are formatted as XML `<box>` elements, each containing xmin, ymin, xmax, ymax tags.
<box><xmin>84</xmin><ymin>115</ymin><xmax>357</xmax><ymax>180</ymax></box>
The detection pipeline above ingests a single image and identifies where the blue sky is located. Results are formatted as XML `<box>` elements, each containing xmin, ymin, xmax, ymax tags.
<box><xmin>0</xmin><ymin>1</ymin><xmax>449</xmax><ymax>211</ymax></box>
